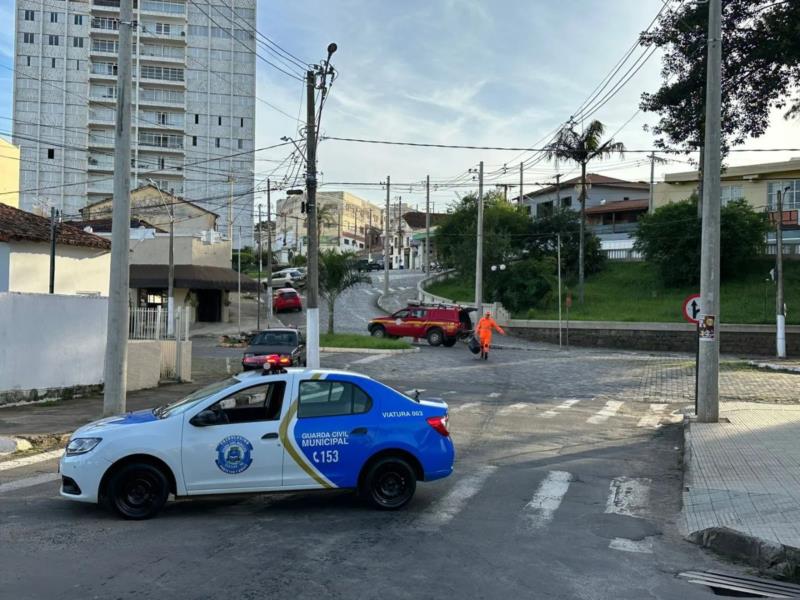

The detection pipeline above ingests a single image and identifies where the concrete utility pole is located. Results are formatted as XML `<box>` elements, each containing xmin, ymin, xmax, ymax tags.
<box><xmin>648</xmin><ymin>152</ymin><xmax>656</xmax><ymax>214</ymax></box>
<box><xmin>475</xmin><ymin>160</ymin><xmax>484</xmax><ymax>314</ymax></box>
<box><xmin>383</xmin><ymin>175</ymin><xmax>390</xmax><ymax>297</ymax></box>
<box><xmin>776</xmin><ymin>187</ymin><xmax>788</xmax><ymax>358</ymax></box>
<box><xmin>266</xmin><ymin>180</ymin><xmax>274</xmax><ymax>325</ymax></box>
<box><xmin>425</xmin><ymin>175</ymin><xmax>431</xmax><ymax>273</ymax></box>
<box><xmin>103</xmin><ymin>0</ymin><xmax>133</xmax><ymax>417</ymax></box>
<box><xmin>257</xmin><ymin>203</ymin><xmax>262</xmax><ymax>331</ymax></box>
<box><xmin>49</xmin><ymin>207</ymin><xmax>58</xmax><ymax>294</ymax></box>
<box><xmin>697</xmin><ymin>0</ymin><xmax>722</xmax><ymax>423</ymax></box>
<box><xmin>237</xmin><ymin>225</ymin><xmax>241</xmax><ymax>333</ymax></box>
<box><xmin>519</xmin><ymin>162</ymin><xmax>524</xmax><ymax>205</ymax></box>
<box><xmin>227</xmin><ymin>175</ymin><xmax>234</xmax><ymax>260</ymax></box>
<box><xmin>305</xmin><ymin>68</ymin><xmax>321</xmax><ymax>368</ymax></box>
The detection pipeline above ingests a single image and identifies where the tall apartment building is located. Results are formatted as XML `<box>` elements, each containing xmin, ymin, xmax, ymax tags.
<box><xmin>12</xmin><ymin>0</ymin><xmax>256</xmax><ymax>241</ymax></box>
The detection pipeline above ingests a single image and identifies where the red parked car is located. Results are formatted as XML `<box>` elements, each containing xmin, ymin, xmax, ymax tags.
<box><xmin>273</xmin><ymin>288</ymin><xmax>302</xmax><ymax>313</ymax></box>
<box><xmin>368</xmin><ymin>301</ymin><xmax>474</xmax><ymax>346</ymax></box>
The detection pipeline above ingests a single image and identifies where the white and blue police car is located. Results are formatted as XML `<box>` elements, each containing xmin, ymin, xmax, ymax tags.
<box><xmin>59</xmin><ymin>358</ymin><xmax>454</xmax><ymax>519</ymax></box>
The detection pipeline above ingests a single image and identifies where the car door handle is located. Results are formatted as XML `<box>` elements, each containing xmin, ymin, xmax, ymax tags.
<box><xmin>350</xmin><ymin>427</ymin><xmax>368</xmax><ymax>435</ymax></box>
<box><xmin>262</xmin><ymin>433</ymin><xmax>279</xmax><ymax>440</ymax></box>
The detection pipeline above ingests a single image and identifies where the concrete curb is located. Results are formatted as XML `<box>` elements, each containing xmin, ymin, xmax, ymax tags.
<box><xmin>688</xmin><ymin>527</ymin><xmax>800</xmax><ymax>582</ymax></box>
<box><xmin>376</xmin><ymin>292</ymin><xmax>392</xmax><ymax>314</ymax></box>
<box><xmin>320</xmin><ymin>346</ymin><xmax>419</xmax><ymax>355</ymax></box>
<box><xmin>747</xmin><ymin>360</ymin><xmax>800</xmax><ymax>374</ymax></box>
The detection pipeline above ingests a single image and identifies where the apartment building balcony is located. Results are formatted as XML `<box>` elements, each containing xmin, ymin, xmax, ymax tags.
<box><xmin>138</xmin><ymin>25</ymin><xmax>187</xmax><ymax>44</ymax></box>
<box><xmin>88</xmin><ymin>132</ymin><xmax>115</xmax><ymax>150</ymax></box>
<box><xmin>87</xmin><ymin>155</ymin><xmax>114</xmax><ymax>172</ymax></box>
<box><xmin>139</xmin><ymin>0</ymin><xmax>187</xmax><ymax>17</ymax></box>
<box><xmin>137</xmin><ymin>88</ymin><xmax>185</xmax><ymax>108</ymax></box>
<box><xmin>137</xmin><ymin>44</ymin><xmax>185</xmax><ymax>64</ymax></box>
<box><xmin>88</xmin><ymin>108</ymin><xmax>116</xmax><ymax>126</ymax></box>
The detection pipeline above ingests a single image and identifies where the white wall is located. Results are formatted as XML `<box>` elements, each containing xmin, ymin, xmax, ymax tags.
<box><xmin>0</xmin><ymin>292</ymin><xmax>108</xmax><ymax>392</ymax></box>
<box><xmin>0</xmin><ymin>243</ymin><xmax>9</xmax><ymax>292</ymax></box>
<box><xmin>130</xmin><ymin>236</ymin><xmax>230</xmax><ymax>268</ymax></box>
<box><xmin>9</xmin><ymin>241</ymin><xmax>110</xmax><ymax>295</ymax></box>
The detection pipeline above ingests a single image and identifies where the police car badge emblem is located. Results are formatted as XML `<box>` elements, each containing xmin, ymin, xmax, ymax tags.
<box><xmin>215</xmin><ymin>435</ymin><xmax>254</xmax><ymax>474</ymax></box>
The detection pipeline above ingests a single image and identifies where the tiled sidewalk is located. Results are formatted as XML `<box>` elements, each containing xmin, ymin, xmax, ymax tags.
<box><xmin>682</xmin><ymin>403</ymin><xmax>800</xmax><ymax>551</ymax></box>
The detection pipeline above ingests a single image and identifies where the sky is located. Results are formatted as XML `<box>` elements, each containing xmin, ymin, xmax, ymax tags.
<box><xmin>2</xmin><ymin>0</ymin><xmax>800</xmax><ymax>215</ymax></box>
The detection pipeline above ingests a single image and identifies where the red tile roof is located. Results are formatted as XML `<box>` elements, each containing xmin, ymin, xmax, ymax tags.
<box><xmin>585</xmin><ymin>199</ymin><xmax>649</xmax><ymax>215</ymax></box>
<box><xmin>0</xmin><ymin>204</ymin><xmax>111</xmax><ymax>250</ymax></box>
<box><xmin>522</xmin><ymin>174</ymin><xmax>649</xmax><ymax>200</ymax></box>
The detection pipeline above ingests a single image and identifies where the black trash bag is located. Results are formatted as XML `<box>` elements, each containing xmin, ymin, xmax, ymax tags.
<box><xmin>467</xmin><ymin>334</ymin><xmax>480</xmax><ymax>355</ymax></box>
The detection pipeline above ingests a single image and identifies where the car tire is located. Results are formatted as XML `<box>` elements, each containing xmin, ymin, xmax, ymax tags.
<box><xmin>361</xmin><ymin>456</ymin><xmax>417</xmax><ymax>510</ymax></box>
<box><xmin>442</xmin><ymin>337</ymin><xmax>457</xmax><ymax>347</ymax></box>
<box><xmin>427</xmin><ymin>328</ymin><xmax>444</xmax><ymax>347</ymax></box>
<box><xmin>370</xmin><ymin>326</ymin><xmax>386</xmax><ymax>338</ymax></box>
<box><xmin>107</xmin><ymin>462</ymin><xmax>169</xmax><ymax>520</ymax></box>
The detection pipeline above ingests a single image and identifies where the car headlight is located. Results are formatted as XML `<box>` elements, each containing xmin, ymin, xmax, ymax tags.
<box><xmin>66</xmin><ymin>437</ymin><xmax>102</xmax><ymax>456</ymax></box>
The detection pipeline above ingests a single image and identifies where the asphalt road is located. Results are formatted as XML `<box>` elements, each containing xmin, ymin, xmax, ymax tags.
<box><xmin>0</xmin><ymin>341</ymin><xmax>739</xmax><ymax>600</ymax></box>
<box><xmin>277</xmin><ymin>270</ymin><xmax>424</xmax><ymax>334</ymax></box>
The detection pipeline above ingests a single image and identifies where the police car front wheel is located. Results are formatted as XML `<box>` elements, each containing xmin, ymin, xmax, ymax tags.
<box><xmin>361</xmin><ymin>457</ymin><xmax>417</xmax><ymax>510</ymax></box>
<box><xmin>107</xmin><ymin>463</ymin><xmax>170</xmax><ymax>520</ymax></box>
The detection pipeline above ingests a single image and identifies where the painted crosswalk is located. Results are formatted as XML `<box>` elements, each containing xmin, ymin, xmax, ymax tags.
<box><xmin>587</xmin><ymin>400</ymin><xmax>624</xmax><ymax>424</ymax></box>
<box><xmin>541</xmin><ymin>399</ymin><xmax>581</xmax><ymax>419</ymax></box>
<box><xmin>524</xmin><ymin>470</ymin><xmax>572</xmax><ymax>530</ymax></box>
<box><xmin>414</xmin><ymin>465</ymin><xmax>497</xmax><ymax>528</ymax></box>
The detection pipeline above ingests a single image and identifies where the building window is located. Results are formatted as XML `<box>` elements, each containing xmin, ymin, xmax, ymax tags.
<box><xmin>155</xmin><ymin>22</ymin><xmax>170</xmax><ymax>35</ymax></box>
<box><xmin>217</xmin><ymin>116</ymin><xmax>222</xmax><ymax>126</ymax></box>
<box><xmin>73</xmin><ymin>37</ymin><xmax>84</xmax><ymax>48</ymax></box>
<box><xmin>721</xmin><ymin>185</ymin><xmax>745</xmax><ymax>207</ymax></box>
<box><xmin>192</xmin><ymin>135</ymin><xmax>197</xmax><ymax>146</ymax></box>
<box><xmin>51</xmin><ymin>58</ymin><xmax>56</xmax><ymax>68</ymax></box>
<box><xmin>240</xmin><ymin>117</ymin><xmax>244</xmax><ymax>128</ymax></box>
<box><xmin>47</xmin><ymin>149</ymin><xmax>55</xmax><ymax>159</ymax></box>
<box><xmin>76</xmin><ymin>60</ymin><xmax>81</xmax><ymax>70</ymax></box>
<box><xmin>26</xmin><ymin>56</ymin><xmax>31</xmax><ymax>67</ymax></box>
<box><xmin>48</xmin><ymin>35</ymin><xmax>59</xmax><ymax>46</ymax></box>
<box><xmin>561</xmin><ymin>196</ymin><xmax>572</xmax><ymax>208</ymax></box>
<box><xmin>23</xmin><ymin>33</ymin><xmax>34</xmax><ymax>44</ymax></box>
<box><xmin>24</xmin><ymin>10</ymin><xmax>34</xmax><ymax>21</ymax></box>
<box><xmin>194</xmin><ymin>113</ymin><xmax>199</xmax><ymax>124</ymax></box>
<box><xmin>237</xmin><ymin>139</ymin><xmax>243</xmax><ymax>150</ymax></box>
<box><xmin>74</xmin><ymin>15</ymin><xmax>83</xmax><ymax>25</ymax></box>
<box><xmin>768</xmin><ymin>181</ymin><xmax>800</xmax><ymax>211</ymax></box>
<box><xmin>157</xmin><ymin>112</ymin><xmax>167</xmax><ymax>124</ymax></box>
<box><xmin>50</xmin><ymin>12</ymin><xmax>58</xmax><ymax>23</ymax></box>
<box><xmin>215</xmin><ymin>138</ymin><xmax>220</xmax><ymax>148</ymax></box>
<box><xmin>158</xmin><ymin>157</ymin><xmax>165</xmax><ymax>170</ymax></box>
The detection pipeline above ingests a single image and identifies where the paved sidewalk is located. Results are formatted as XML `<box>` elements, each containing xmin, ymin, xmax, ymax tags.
<box><xmin>682</xmin><ymin>402</ymin><xmax>800</xmax><ymax>577</ymax></box>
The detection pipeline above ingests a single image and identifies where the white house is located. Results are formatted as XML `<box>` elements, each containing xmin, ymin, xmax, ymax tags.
<box><xmin>0</xmin><ymin>203</ymin><xmax>111</xmax><ymax>295</ymax></box>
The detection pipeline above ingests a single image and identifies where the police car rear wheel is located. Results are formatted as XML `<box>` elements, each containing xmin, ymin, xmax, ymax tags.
<box><xmin>363</xmin><ymin>457</ymin><xmax>416</xmax><ymax>510</ymax></box>
<box><xmin>108</xmin><ymin>463</ymin><xmax>169</xmax><ymax>520</ymax></box>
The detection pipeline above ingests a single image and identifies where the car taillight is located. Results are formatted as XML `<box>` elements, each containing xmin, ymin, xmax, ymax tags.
<box><xmin>426</xmin><ymin>415</ymin><xmax>449</xmax><ymax>437</ymax></box>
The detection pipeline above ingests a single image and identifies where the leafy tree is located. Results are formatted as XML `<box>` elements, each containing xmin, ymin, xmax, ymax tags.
<box><xmin>435</xmin><ymin>191</ymin><xmax>529</xmax><ymax>281</ymax></box>
<box><xmin>318</xmin><ymin>250</ymin><xmax>370</xmax><ymax>334</ymax></box>
<box><xmin>635</xmin><ymin>196</ymin><xmax>769</xmax><ymax>286</ymax></box>
<box><xmin>485</xmin><ymin>257</ymin><xmax>556</xmax><ymax>314</ymax></box>
<box><xmin>525</xmin><ymin>208</ymin><xmax>605</xmax><ymax>278</ymax></box>
<box><xmin>544</xmin><ymin>120</ymin><xmax>625</xmax><ymax>303</ymax></box>
<box><xmin>641</xmin><ymin>1</ymin><xmax>800</xmax><ymax>154</ymax></box>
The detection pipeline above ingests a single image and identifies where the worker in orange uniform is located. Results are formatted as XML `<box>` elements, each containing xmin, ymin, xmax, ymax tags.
<box><xmin>475</xmin><ymin>311</ymin><xmax>505</xmax><ymax>360</ymax></box>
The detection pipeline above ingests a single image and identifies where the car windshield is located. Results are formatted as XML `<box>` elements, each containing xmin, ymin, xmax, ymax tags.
<box><xmin>153</xmin><ymin>377</ymin><xmax>238</xmax><ymax>418</ymax></box>
<box><xmin>251</xmin><ymin>331</ymin><xmax>297</xmax><ymax>346</ymax></box>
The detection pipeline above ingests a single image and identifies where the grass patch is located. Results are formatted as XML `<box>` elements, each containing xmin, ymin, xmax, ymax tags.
<box><xmin>320</xmin><ymin>333</ymin><xmax>412</xmax><ymax>350</ymax></box>
<box><xmin>427</xmin><ymin>259</ymin><xmax>800</xmax><ymax>324</ymax></box>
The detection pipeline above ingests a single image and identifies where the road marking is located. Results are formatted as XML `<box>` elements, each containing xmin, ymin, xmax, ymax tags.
<box><xmin>0</xmin><ymin>472</ymin><xmax>59</xmax><ymax>494</ymax></box>
<box><xmin>225</xmin><ymin>357</ymin><xmax>231</xmax><ymax>374</ymax></box>
<box><xmin>451</xmin><ymin>402</ymin><xmax>480</xmax><ymax>413</ymax></box>
<box><xmin>361</xmin><ymin>289</ymin><xmax>376</xmax><ymax>296</ymax></box>
<box><xmin>416</xmin><ymin>466</ymin><xmax>497</xmax><ymax>527</ymax></box>
<box><xmin>605</xmin><ymin>476</ymin><xmax>651</xmax><ymax>517</ymax></box>
<box><xmin>609</xmin><ymin>537</ymin><xmax>653</xmax><ymax>554</ymax></box>
<box><xmin>350</xmin><ymin>354</ymin><xmax>388</xmax><ymax>365</ymax></box>
<box><xmin>587</xmin><ymin>400</ymin><xmax>624</xmax><ymax>425</ymax></box>
<box><xmin>442</xmin><ymin>391</ymin><xmax>457</xmax><ymax>395</ymax></box>
<box><xmin>525</xmin><ymin>470</ymin><xmax>572</xmax><ymax>530</ymax></box>
<box><xmin>541</xmin><ymin>399</ymin><xmax>581</xmax><ymax>419</ymax></box>
<box><xmin>498</xmin><ymin>402</ymin><xmax>529</xmax><ymax>415</ymax></box>
<box><xmin>0</xmin><ymin>449</ymin><xmax>64</xmax><ymax>472</ymax></box>
<box><xmin>637</xmin><ymin>404</ymin><xmax>668</xmax><ymax>429</ymax></box>
<box><xmin>488</xmin><ymin>392</ymin><xmax>501</xmax><ymax>398</ymax></box>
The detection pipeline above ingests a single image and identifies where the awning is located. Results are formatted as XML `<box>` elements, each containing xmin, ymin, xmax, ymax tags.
<box><xmin>130</xmin><ymin>264</ymin><xmax>260</xmax><ymax>292</ymax></box>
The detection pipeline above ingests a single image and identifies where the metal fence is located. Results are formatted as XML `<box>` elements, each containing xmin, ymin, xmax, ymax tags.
<box><xmin>600</xmin><ymin>248</ymin><xmax>643</xmax><ymax>261</ymax></box>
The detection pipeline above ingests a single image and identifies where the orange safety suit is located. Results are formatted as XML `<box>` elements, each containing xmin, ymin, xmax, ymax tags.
<box><xmin>475</xmin><ymin>314</ymin><xmax>505</xmax><ymax>359</ymax></box>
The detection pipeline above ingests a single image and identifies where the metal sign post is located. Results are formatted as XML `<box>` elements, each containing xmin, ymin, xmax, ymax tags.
<box><xmin>682</xmin><ymin>293</ymin><xmax>703</xmax><ymax>416</ymax></box>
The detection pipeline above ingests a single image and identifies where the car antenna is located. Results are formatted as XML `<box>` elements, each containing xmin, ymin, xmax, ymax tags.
<box><xmin>414</xmin><ymin>389</ymin><xmax>420</xmax><ymax>402</ymax></box>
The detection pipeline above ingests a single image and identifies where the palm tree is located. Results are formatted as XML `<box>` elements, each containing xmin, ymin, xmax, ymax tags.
<box><xmin>544</xmin><ymin>120</ymin><xmax>625</xmax><ymax>303</ymax></box>
<box><xmin>315</xmin><ymin>202</ymin><xmax>339</xmax><ymax>247</ymax></box>
<box><xmin>319</xmin><ymin>250</ymin><xmax>371</xmax><ymax>334</ymax></box>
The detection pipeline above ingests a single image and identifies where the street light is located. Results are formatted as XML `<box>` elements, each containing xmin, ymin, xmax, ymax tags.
<box><xmin>490</xmin><ymin>264</ymin><xmax>506</xmax><ymax>272</ymax></box>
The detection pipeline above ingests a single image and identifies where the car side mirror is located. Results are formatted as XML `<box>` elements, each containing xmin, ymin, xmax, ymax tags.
<box><xmin>190</xmin><ymin>409</ymin><xmax>219</xmax><ymax>427</ymax></box>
